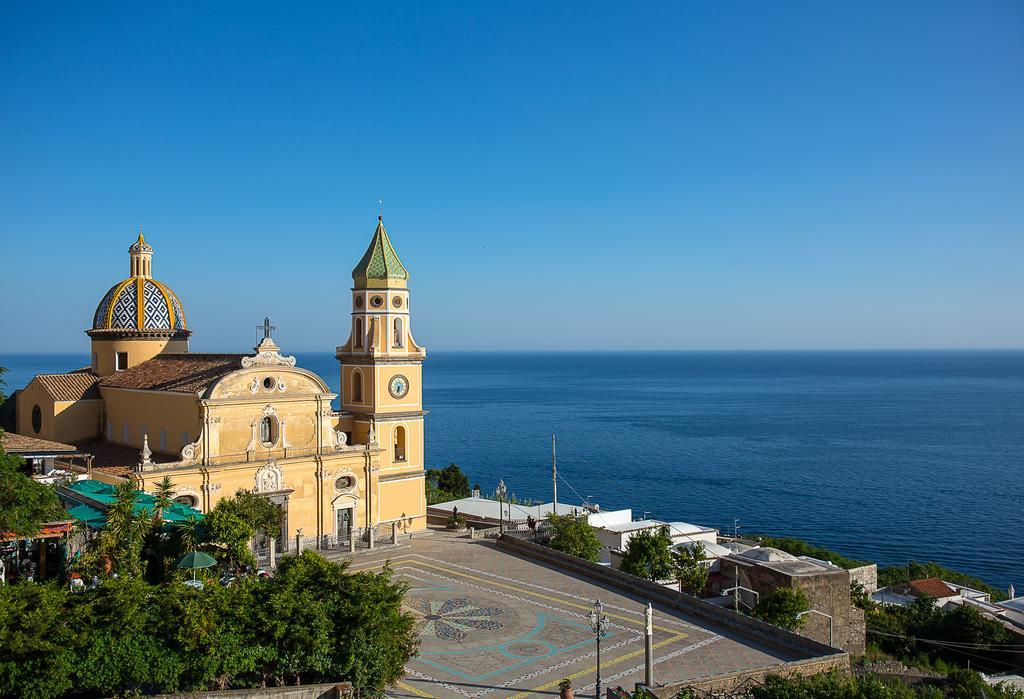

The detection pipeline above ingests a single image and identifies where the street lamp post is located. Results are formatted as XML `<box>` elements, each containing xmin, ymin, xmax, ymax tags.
<box><xmin>587</xmin><ymin>599</ymin><xmax>610</xmax><ymax>699</ymax></box>
<box><xmin>796</xmin><ymin>609</ymin><xmax>834</xmax><ymax>647</ymax></box>
<box><xmin>496</xmin><ymin>480</ymin><xmax>507</xmax><ymax>535</ymax></box>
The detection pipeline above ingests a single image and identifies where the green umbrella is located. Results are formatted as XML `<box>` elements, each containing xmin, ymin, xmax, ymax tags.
<box><xmin>175</xmin><ymin>550</ymin><xmax>217</xmax><ymax>582</ymax></box>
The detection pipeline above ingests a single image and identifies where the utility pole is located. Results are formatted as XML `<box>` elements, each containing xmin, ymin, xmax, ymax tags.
<box><xmin>552</xmin><ymin>434</ymin><xmax>558</xmax><ymax>517</ymax></box>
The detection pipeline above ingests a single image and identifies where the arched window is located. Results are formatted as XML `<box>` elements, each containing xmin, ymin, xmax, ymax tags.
<box><xmin>174</xmin><ymin>494</ymin><xmax>198</xmax><ymax>508</ymax></box>
<box><xmin>31</xmin><ymin>405</ymin><xmax>42</xmax><ymax>434</ymax></box>
<box><xmin>394</xmin><ymin>426</ymin><xmax>406</xmax><ymax>462</ymax></box>
<box><xmin>354</xmin><ymin>318</ymin><xmax>363</xmax><ymax>348</ymax></box>
<box><xmin>260</xmin><ymin>416</ymin><xmax>277</xmax><ymax>446</ymax></box>
<box><xmin>393</xmin><ymin>318</ymin><xmax>404</xmax><ymax>348</ymax></box>
<box><xmin>352</xmin><ymin>370</ymin><xmax>363</xmax><ymax>403</ymax></box>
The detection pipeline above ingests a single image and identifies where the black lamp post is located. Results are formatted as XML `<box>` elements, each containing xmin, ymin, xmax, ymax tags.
<box><xmin>588</xmin><ymin>599</ymin><xmax>610</xmax><ymax>698</ymax></box>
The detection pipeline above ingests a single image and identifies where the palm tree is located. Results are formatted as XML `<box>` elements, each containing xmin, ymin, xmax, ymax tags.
<box><xmin>153</xmin><ymin>476</ymin><xmax>175</xmax><ymax>511</ymax></box>
<box><xmin>174</xmin><ymin>514</ymin><xmax>205</xmax><ymax>554</ymax></box>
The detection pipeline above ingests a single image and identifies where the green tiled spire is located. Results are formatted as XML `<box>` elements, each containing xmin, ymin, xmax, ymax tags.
<box><xmin>352</xmin><ymin>216</ymin><xmax>409</xmax><ymax>288</ymax></box>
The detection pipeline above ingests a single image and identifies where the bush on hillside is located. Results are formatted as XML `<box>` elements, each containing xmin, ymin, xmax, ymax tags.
<box><xmin>0</xmin><ymin>551</ymin><xmax>417</xmax><ymax>698</ymax></box>
<box><xmin>546</xmin><ymin>512</ymin><xmax>600</xmax><ymax>562</ymax></box>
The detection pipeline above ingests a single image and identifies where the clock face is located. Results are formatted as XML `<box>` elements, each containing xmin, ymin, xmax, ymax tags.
<box><xmin>389</xmin><ymin>374</ymin><xmax>409</xmax><ymax>399</ymax></box>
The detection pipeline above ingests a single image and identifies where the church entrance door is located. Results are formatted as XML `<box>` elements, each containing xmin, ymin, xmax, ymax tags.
<box><xmin>336</xmin><ymin>507</ymin><xmax>353</xmax><ymax>542</ymax></box>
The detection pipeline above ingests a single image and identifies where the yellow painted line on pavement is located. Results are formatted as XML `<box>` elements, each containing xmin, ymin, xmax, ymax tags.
<box><xmin>510</xmin><ymin>632</ymin><xmax>687</xmax><ymax>699</ymax></box>
<box><xmin>404</xmin><ymin>559</ymin><xmax>683</xmax><ymax>634</ymax></box>
<box><xmin>394</xmin><ymin>679</ymin><xmax>437</xmax><ymax>697</ymax></box>
<box><xmin>353</xmin><ymin>554</ymin><xmax>694</xmax><ymax>698</ymax></box>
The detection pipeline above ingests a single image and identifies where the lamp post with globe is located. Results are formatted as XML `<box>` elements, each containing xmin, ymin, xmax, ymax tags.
<box><xmin>496</xmin><ymin>480</ymin><xmax>508</xmax><ymax>534</ymax></box>
<box><xmin>588</xmin><ymin>599</ymin><xmax>610</xmax><ymax>698</ymax></box>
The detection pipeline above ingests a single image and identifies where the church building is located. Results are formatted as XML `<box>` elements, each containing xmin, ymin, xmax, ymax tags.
<box><xmin>15</xmin><ymin>217</ymin><xmax>428</xmax><ymax>546</ymax></box>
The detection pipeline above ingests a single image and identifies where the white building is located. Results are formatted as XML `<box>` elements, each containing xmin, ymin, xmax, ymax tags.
<box><xmin>596</xmin><ymin>517</ymin><xmax>717</xmax><ymax>565</ymax></box>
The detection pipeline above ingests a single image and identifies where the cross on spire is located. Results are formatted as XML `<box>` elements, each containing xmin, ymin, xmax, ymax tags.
<box><xmin>260</xmin><ymin>316</ymin><xmax>276</xmax><ymax>341</ymax></box>
<box><xmin>378</xmin><ymin>196</ymin><xmax>384</xmax><ymax>219</ymax></box>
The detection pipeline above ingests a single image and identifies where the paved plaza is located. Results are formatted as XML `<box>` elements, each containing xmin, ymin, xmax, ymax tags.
<box><xmin>349</xmin><ymin>533</ymin><xmax>806</xmax><ymax>698</ymax></box>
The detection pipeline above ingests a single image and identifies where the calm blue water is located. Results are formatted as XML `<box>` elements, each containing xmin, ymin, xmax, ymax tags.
<box><xmin>3</xmin><ymin>351</ymin><xmax>1022</xmax><ymax>589</ymax></box>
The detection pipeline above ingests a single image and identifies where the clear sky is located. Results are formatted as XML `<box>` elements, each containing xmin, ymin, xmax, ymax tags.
<box><xmin>2</xmin><ymin>2</ymin><xmax>1022</xmax><ymax>352</ymax></box>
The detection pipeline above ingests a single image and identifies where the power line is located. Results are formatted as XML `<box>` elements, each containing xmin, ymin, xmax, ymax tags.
<box><xmin>866</xmin><ymin>628</ymin><xmax>1024</xmax><ymax>651</ymax></box>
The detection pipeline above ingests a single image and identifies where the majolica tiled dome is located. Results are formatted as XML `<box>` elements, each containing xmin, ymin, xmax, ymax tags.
<box><xmin>91</xmin><ymin>234</ymin><xmax>188</xmax><ymax>332</ymax></box>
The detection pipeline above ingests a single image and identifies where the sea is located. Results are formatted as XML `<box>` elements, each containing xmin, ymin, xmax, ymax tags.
<box><xmin>2</xmin><ymin>350</ymin><xmax>1021</xmax><ymax>590</ymax></box>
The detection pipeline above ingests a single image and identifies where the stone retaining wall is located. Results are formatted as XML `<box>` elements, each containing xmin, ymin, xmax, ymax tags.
<box><xmin>150</xmin><ymin>683</ymin><xmax>348</xmax><ymax>699</ymax></box>
<box><xmin>607</xmin><ymin>656</ymin><xmax>847</xmax><ymax>698</ymax></box>
<box><xmin>496</xmin><ymin>535</ymin><xmax>849</xmax><ymax>663</ymax></box>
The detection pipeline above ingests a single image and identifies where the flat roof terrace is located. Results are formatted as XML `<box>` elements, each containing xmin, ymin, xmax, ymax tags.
<box><xmin>349</xmin><ymin>533</ymin><xmax>842</xmax><ymax>698</ymax></box>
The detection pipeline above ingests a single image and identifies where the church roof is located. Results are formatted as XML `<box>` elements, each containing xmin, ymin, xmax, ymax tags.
<box><xmin>92</xmin><ymin>278</ymin><xmax>187</xmax><ymax>332</ymax></box>
<box><xmin>351</xmin><ymin>217</ymin><xmax>409</xmax><ymax>288</ymax></box>
<box><xmin>1</xmin><ymin>432</ymin><xmax>79</xmax><ymax>454</ymax></box>
<box><xmin>90</xmin><ymin>233</ymin><xmax>188</xmax><ymax>334</ymax></box>
<box><xmin>35</xmin><ymin>369</ymin><xmax>101</xmax><ymax>401</ymax></box>
<box><xmin>100</xmin><ymin>353</ymin><xmax>245</xmax><ymax>395</ymax></box>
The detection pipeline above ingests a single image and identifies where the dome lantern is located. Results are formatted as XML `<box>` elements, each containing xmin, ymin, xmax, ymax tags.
<box><xmin>88</xmin><ymin>232</ymin><xmax>191</xmax><ymax>376</ymax></box>
<box><xmin>129</xmin><ymin>231</ymin><xmax>154</xmax><ymax>278</ymax></box>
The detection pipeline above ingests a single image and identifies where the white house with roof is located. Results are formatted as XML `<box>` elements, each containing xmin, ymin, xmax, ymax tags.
<box><xmin>596</xmin><ymin>517</ymin><xmax>717</xmax><ymax>565</ymax></box>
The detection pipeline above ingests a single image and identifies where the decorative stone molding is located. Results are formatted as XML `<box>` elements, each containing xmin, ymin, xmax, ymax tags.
<box><xmin>247</xmin><ymin>404</ymin><xmax>288</xmax><ymax>452</ymax></box>
<box><xmin>202</xmin><ymin>483</ymin><xmax>222</xmax><ymax>493</ymax></box>
<box><xmin>334</xmin><ymin>430</ymin><xmax>348</xmax><ymax>450</ymax></box>
<box><xmin>255</xmin><ymin>460</ymin><xmax>284</xmax><ymax>493</ymax></box>
<box><xmin>249</xmin><ymin>377</ymin><xmax>260</xmax><ymax>393</ymax></box>
<box><xmin>241</xmin><ymin>336</ymin><xmax>297</xmax><ymax>368</ymax></box>
<box><xmin>180</xmin><ymin>439</ymin><xmax>201</xmax><ymax>463</ymax></box>
<box><xmin>332</xmin><ymin>469</ymin><xmax>358</xmax><ymax>493</ymax></box>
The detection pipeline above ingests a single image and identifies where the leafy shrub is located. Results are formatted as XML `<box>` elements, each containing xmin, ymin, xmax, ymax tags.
<box><xmin>546</xmin><ymin>512</ymin><xmax>600</xmax><ymax>562</ymax></box>
<box><xmin>0</xmin><ymin>551</ymin><xmax>417</xmax><ymax>698</ymax></box>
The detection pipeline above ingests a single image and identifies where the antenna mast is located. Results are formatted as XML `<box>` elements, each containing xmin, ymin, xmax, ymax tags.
<box><xmin>552</xmin><ymin>434</ymin><xmax>557</xmax><ymax>516</ymax></box>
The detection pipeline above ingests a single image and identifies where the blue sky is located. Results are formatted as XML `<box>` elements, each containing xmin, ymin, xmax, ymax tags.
<box><xmin>2</xmin><ymin>2</ymin><xmax>1022</xmax><ymax>352</ymax></box>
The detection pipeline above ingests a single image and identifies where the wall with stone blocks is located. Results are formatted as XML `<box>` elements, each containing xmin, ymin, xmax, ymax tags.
<box><xmin>151</xmin><ymin>683</ymin><xmax>349</xmax><ymax>699</ymax></box>
<box><xmin>606</xmin><ymin>656</ymin><xmax>849</xmax><ymax>698</ymax></box>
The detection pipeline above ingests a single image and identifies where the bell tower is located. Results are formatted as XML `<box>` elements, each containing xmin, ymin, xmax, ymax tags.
<box><xmin>336</xmin><ymin>216</ymin><xmax>427</xmax><ymax>473</ymax></box>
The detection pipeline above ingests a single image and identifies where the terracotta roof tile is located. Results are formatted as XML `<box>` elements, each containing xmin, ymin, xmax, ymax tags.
<box><xmin>1</xmin><ymin>432</ymin><xmax>78</xmax><ymax>454</ymax></box>
<box><xmin>74</xmin><ymin>439</ymin><xmax>179</xmax><ymax>475</ymax></box>
<box><xmin>100</xmin><ymin>353</ymin><xmax>244</xmax><ymax>395</ymax></box>
<box><xmin>35</xmin><ymin>369</ymin><xmax>101</xmax><ymax>401</ymax></box>
<box><xmin>908</xmin><ymin>577</ymin><xmax>957</xmax><ymax>599</ymax></box>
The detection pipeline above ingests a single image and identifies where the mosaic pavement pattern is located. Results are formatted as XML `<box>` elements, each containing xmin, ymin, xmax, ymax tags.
<box><xmin>350</xmin><ymin>535</ymin><xmax>807</xmax><ymax>698</ymax></box>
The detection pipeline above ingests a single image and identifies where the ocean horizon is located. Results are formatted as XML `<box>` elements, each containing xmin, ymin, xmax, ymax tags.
<box><xmin>3</xmin><ymin>349</ymin><xmax>1022</xmax><ymax>590</ymax></box>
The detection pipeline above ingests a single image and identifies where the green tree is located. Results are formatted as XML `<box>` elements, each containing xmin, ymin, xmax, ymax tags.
<box><xmin>0</xmin><ymin>582</ymin><xmax>78</xmax><ymax>699</ymax></box>
<box><xmin>673</xmin><ymin>542</ymin><xmax>710</xmax><ymax>596</ymax></box>
<box><xmin>546</xmin><ymin>512</ymin><xmax>601</xmax><ymax>561</ymax></box>
<box><xmin>620</xmin><ymin>526</ymin><xmax>674</xmax><ymax>581</ymax></box>
<box><xmin>204</xmin><ymin>489</ymin><xmax>284</xmax><ymax>568</ymax></box>
<box><xmin>152</xmin><ymin>476</ymin><xmax>175</xmax><ymax>513</ymax></box>
<box><xmin>0</xmin><ymin>448</ymin><xmax>66</xmax><ymax>538</ymax></box>
<box><xmin>425</xmin><ymin>463</ymin><xmax>471</xmax><ymax>504</ymax></box>
<box><xmin>173</xmin><ymin>514</ymin><xmax>206</xmax><ymax>553</ymax></box>
<box><xmin>751</xmin><ymin>587</ymin><xmax>810</xmax><ymax>631</ymax></box>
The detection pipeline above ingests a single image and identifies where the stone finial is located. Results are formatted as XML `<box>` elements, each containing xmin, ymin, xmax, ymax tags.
<box><xmin>136</xmin><ymin>434</ymin><xmax>153</xmax><ymax>473</ymax></box>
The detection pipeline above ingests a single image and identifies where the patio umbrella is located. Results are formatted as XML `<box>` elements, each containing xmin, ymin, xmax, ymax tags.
<box><xmin>175</xmin><ymin>550</ymin><xmax>217</xmax><ymax>582</ymax></box>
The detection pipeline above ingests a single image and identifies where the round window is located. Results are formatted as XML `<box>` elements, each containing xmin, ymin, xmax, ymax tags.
<box><xmin>335</xmin><ymin>475</ymin><xmax>355</xmax><ymax>490</ymax></box>
<box><xmin>392</xmin><ymin>296</ymin><xmax>403</xmax><ymax>308</ymax></box>
<box><xmin>355</xmin><ymin>296</ymin><xmax>364</xmax><ymax>308</ymax></box>
<box><xmin>371</xmin><ymin>295</ymin><xmax>384</xmax><ymax>308</ymax></box>
<box><xmin>31</xmin><ymin>405</ymin><xmax>42</xmax><ymax>434</ymax></box>
<box><xmin>263</xmin><ymin>377</ymin><xmax>276</xmax><ymax>391</ymax></box>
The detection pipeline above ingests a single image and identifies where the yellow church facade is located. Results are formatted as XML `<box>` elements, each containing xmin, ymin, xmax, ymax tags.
<box><xmin>15</xmin><ymin>218</ymin><xmax>427</xmax><ymax>547</ymax></box>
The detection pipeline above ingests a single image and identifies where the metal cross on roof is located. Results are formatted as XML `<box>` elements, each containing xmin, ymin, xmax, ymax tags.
<box><xmin>378</xmin><ymin>196</ymin><xmax>384</xmax><ymax>218</ymax></box>
<box><xmin>260</xmin><ymin>316</ymin><xmax>276</xmax><ymax>341</ymax></box>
